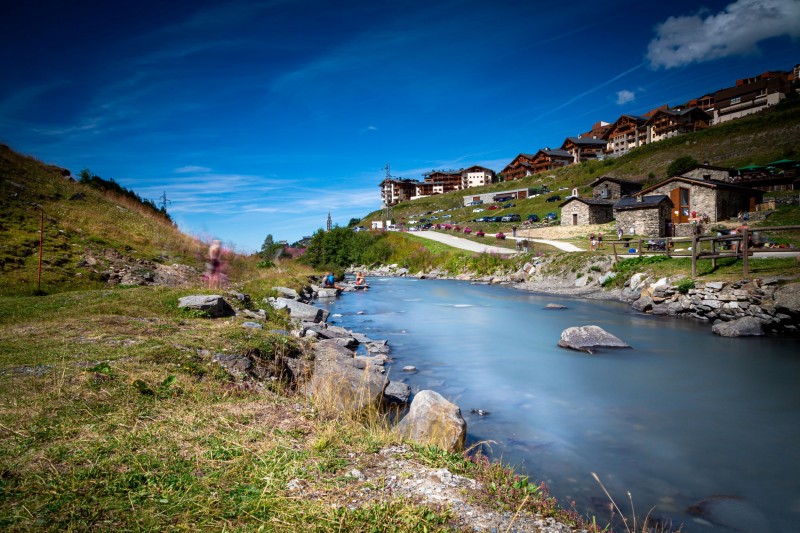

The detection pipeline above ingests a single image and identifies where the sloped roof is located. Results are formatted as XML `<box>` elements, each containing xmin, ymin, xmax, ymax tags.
<box><xmin>614</xmin><ymin>195</ymin><xmax>672</xmax><ymax>210</ymax></box>
<box><xmin>588</xmin><ymin>176</ymin><xmax>643</xmax><ymax>188</ymax></box>
<box><xmin>539</xmin><ymin>149</ymin><xmax>573</xmax><ymax>159</ymax></box>
<box><xmin>637</xmin><ymin>176</ymin><xmax>763</xmax><ymax>196</ymax></box>
<box><xmin>558</xmin><ymin>197</ymin><xmax>616</xmax><ymax>208</ymax></box>
<box><xmin>563</xmin><ymin>136</ymin><xmax>607</xmax><ymax>147</ymax></box>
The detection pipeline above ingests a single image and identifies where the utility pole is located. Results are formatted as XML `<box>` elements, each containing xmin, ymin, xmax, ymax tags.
<box><xmin>159</xmin><ymin>191</ymin><xmax>171</xmax><ymax>211</ymax></box>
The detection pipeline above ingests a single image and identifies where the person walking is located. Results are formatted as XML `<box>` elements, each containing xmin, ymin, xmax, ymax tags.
<box><xmin>598</xmin><ymin>233</ymin><xmax>603</xmax><ymax>249</ymax></box>
<box><xmin>590</xmin><ymin>233</ymin><xmax>597</xmax><ymax>252</ymax></box>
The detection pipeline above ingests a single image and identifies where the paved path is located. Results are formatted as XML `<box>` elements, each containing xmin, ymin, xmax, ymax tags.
<box><xmin>414</xmin><ymin>231</ymin><xmax>584</xmax><ymax>253</ymax></box>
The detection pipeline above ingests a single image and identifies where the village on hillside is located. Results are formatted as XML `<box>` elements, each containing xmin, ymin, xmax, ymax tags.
<box><xmin>378</xmin><ymin>65</ymin><xmax>800</xmax><ymax>239</ymax></box>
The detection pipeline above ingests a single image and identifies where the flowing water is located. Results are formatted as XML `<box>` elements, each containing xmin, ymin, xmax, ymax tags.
<box><xmin>320</xmin><ymin>276</ymin><xmax>800</xmax><ymax>532</ymax></box>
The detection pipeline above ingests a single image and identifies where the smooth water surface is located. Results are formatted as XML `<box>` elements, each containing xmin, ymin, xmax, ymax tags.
<box><xmin>321</xmin><ymin>277</ymin><xmax>800</xmax><ymax>532</ymax></box>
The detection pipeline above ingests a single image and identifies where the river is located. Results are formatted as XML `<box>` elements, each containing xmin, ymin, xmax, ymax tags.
<box><xmin>320</xmin><ymin>276</ymin><xmax>800</xmax><ymax>532</ymax></box>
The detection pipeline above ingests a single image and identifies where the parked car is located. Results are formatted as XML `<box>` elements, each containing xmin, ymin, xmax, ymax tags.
<box><xmin>422</xmin><ymin>223</ymin><xmax>432</xmax><ymax>230</ymax></box>
<box><xmin>503</xmin><ymin>203</ymin><xmax>515</xmax><ymax>208</ymax></box>
<box><xmin>501</xmin><ymin>214</ymin><xmax>521</xmax><ymax>222</ymax></box>
<box><xmin>546</xmin><ymin>195</ymin><xmax>561</xmax><ymax>202</ymax></box>
<box><xmin>467</xmin><ymin>200</ymin><xmax>483</xmax><ymax>206</ymax></box>
<box><xmin>472</xmin><ymin>208</ymin><xmax>485</xmax><ymax>213</ymax></box>
<box><xmin>526</xmin><ymin>214</ymin><xmax>539</xmax><ymax>222</ymax></box>
<box><xmin>488</xmin><ymin>205</ymin><xmax>500</xmax><ymax>210</ymax></box>
<box><xmin>442</xmin><ymin>214</ymin><xmax>452</xmax><ymax>219</ymax></box>
<box><xmin>545</xmin><ymin>212</ymin><xmax>558</xmax><ymax>221</ymax></box>
<box><xmin>496</xmin><ymin>232</ymin><xmax>506</xmax><ymax>240</ymax></box>
<box><xmin>491</xmin><ymin>216</ymin><xmax>503</xmax><ymax>222</ymax></box>
<box><xmin>495</xmin><ymin>197</ymin><xmax>512</xmax><ymax>202</ymax></box>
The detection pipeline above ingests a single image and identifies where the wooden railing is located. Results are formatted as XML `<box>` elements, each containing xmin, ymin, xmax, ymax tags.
<box><xmin>610</xmin><ymin>225</ymin><xmax>800</xmax><ymax>276</ymax></box>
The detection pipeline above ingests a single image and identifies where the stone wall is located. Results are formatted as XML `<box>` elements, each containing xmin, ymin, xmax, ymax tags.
<box><xmin>561</xmin><ymin>201</ymin><xmax>590</xmax><ymax>226</ymax></box>
<box><xmin>683</xmin><ymin>168</ymin><xmax>731</xmax><ymax>182</ymax></box>
<box><xmin>651</xmin><ymin>183</ymin><xmax>718</xmax><ymax>222</ymax></box>
<box><xmin>620</xmin><ymin>275</ymin><xmax>800</xmax><ymax>333</ymax></box>
<box><xmin>614</xmin><ymin>206</ymin><xmax>667</xmax><ymax>237</ymax></box>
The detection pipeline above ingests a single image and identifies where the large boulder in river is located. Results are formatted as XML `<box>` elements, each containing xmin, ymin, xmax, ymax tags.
<box><xmin>774</xmin><ymin>282</ymin><xmax>800</xmax><ymax>317</ymax></box>
<box><xmin>396</xmin><ymin>390</ymin><xmax>467</xmax><ymax>453</ymax></box>
<box><xmin>307</xmin><ymin>340</ymin><xmax>386</xmax><ymax>414</ymax></box>
<box><xmin>177</xmin><ymin>295</ymin><xmax>234</xmax><ymax>318</ymax></box>
<box><xmin>711</xmin><ymin>316</ymin><xmax>764</xmax><ymax>337</ymax></box>
<box><xmin>687</xmin><ymin>496</ymin><xmax>770</xmax><ymax>532</ymax></box>
<box><xmin>273</xmin><ymin>297</ymin><xmax>329</xmax><ymax>323</ymax></box>
<box><xmin>558</xmin><ymin>325</ymin><xmax>631</xmax><ymax>354</ymax></box>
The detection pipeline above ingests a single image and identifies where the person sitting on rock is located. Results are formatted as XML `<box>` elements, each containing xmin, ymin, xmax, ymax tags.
<box><xmin>355</xmin><ymin>272</ymin><xmax>365</xmax><ymax>286</ymax></box>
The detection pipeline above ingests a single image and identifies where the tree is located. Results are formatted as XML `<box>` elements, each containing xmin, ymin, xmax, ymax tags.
<box><xmin>347</xmin><ymin>218</ymin><xmax>361</xmax><ymax>227</ymax></box>
<box><xmin>666</xmin><ymin>156</ymin><xmax>698</xmax><ymax>178</ymax></box>
<box><xmin>260</xmin><ymin>234</ymin><xmax>283</xmax><ymax>260</ymax></box>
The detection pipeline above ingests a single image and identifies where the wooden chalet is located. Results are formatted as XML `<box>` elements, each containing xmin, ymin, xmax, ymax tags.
<box><xmin>461</xmin><ymin>165</ymin><xmax>496</xmax><ymax>188</ymax></box>
<box><xmin>646</xmin><ymin>107</ymin><xmax>711</xmax><ymax>143</ymax></box>
<box><xmin>579</xmin><ymin>121</ymin><xmax>611</xmax><ymax>139</ymax></box>
<box><xmin>528</xmin><ymin>148</ymin><xmax>573</xmax><ymax>174</ymax></box>
<box><xmin>712</xmin><ymin>70</ymin><xmax>794</xmax><ymax>124</ymax></box>
<box><xmin>588</xmin><ymin>176</ymin><xmax>643</xmax><ymax>200</ymax></box>
<box><xmin>603</xmin><ymin>114</ymin><xmax>648</xmax><ymax>155</ymax></box>
<box><xmin>501</xmin><ymin>153</ymin><xmax>537</xmax><ymax>181</ymax></box>
<box><xmin>560</xmin><ymin>136</ymin><xmax>608</xmax><ymax>163</ymax></box>
<box><xmin>422</xmin><ymin>170</ymin><xmax>462</xmax><ymax>194</ymax></box>
<box><xmin>380</xmin><ymin>178</ymin><xmax>418</xmax><ymax>206</ymax></box>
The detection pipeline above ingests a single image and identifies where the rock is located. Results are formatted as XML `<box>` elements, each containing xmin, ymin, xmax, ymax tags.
<box><xmin>178</xmin><ymin>295</ymin><xmax>235</xmax><ymax>318</ymax></box>
<box><xmin>631</xmin><ymin>295</ymin><xmax>653</xmax><ymax>312</ymax></box>
<box><xmin>557</xmin><ymin>325</ymin><xmax>631</xmax><ymax>354</ymax></box>
<box><xmin>545</xmin><ymin>303</ymin><xmax>567</xmax><ymax>310</ymax></box>
<box><xmin>396</xmin><ymin>390</ymin><xmax>467</xmax><ymax>453</ymax></box>
<box><xmin>212</xmin><ymin>353</ymin><xmax>252</xmax><ymax>374</ymax></box>
<box><xmin>384</xmin><ymin>381</ymin><xmax>412</xmax><ymax>404</ymax></box>
<box><xmin>242</xmin><ymin>321</ymin><xmax>262</xmax><ymax>329</ymax></box>
<box><xmin>599</xmin><ymin>272</ymin><xmax>617</xmax><ymax>285</ymax></box>
<box><xmin>774</xmin><ymin>282</ymin><xmax>800</xmax><ymax>317</ymax></box>
<box><xmin>273</xmin><ymin>297</ymin><xmax>329</xmax><ymax>323</ymax></box>
<box><xmin>469</xmin><ymin>409</ymin><xmax>490</xmax><ymax>416</ymax></box>
<box><xmin>307</xmin><ymin>340</ymin><xmax>386</xmax><ymax>413</ymax></box>
<box><xmin>687</xmin><ymin>496</ymin><xmax>770</xmax><ymax>532</ymax></box>
<box><xmin>316</xmin><ymin>288</ymin><xmax>340</xmax><ymax>299</ymax></box>
<box><xmin>402</xmin><ymin>365</ymin><xmax>417</xmax><ymax>373</ymax></box>
<box><xmin>273</xmin><ymin>286</ymin><xmax>300</xmax><ymax>299</ymax></box>
<box><xmin>711</xmin><ymin>316</ymin><xmax>765</xmax><ymax>337</ymax></box>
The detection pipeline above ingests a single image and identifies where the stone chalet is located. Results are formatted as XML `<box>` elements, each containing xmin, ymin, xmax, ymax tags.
<box><xmin>559</xmin><ymin>197</ymin><xmax>616</xmax><ymax>226</ymax></box>
<box><xmin>613</xmin><ymin>195</ymin><xmax>674</xmax><ymax>238</ymax></box>
<box><xmin>589</xmin><ymin>176</ymin><xmax>643</xmax><ymax>200</ymax></box>
<box><xmin>635</xmin><ymin>175</ymin><xmax>763</xmax><ymax>228</ymax></box>
<box><xmin>678</xmin><ymin>163</ymin><xmax>735</xmax><ymax>182</ymax></box>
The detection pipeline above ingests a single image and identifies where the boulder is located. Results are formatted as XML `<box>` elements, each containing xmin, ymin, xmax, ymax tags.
<box><xmin>316</xmin><ymin>288</ymin><xmax>341</xmax><ymax>299</ymax></box>
<box><xmin>384</xmin><ymin>381</ymin><xmax>412</xmax><ymax>404</ymax></box>
<box><xmin>558</xmin><ymin>325</ymin><xmax>631</xmax><ymax>354</ymax></box>
<box><xmin>273</xmin><ymin>297</ymin><xmax>329</xmax><ymax>323</ymax></box>
<box><xmin>273</xmin><ymin>286</ymin><xmax>300</xmax><ymax>300</ymax></box>
<box><xmin>395</xmin><ymin>390</ymin><xmax>467</xmax><ymax>452</ymax></box>
<box><xmin>687</xmin><ymin>496</ymin><xmax>770</xmax><ymax>532</ymax></box>
<box><xmin>307</xmin><ymin>340</ymin><xmax>386</xmax><ymax>413</ymax></box>
<box><xmin>774</xmin><ymin>282</ymin><xmax>800</xmax><ymax>317</ymax></box>
<box><xmin>544</xmin><ymin>303</ymin><xmax>567</xmax><ymax>310</ymax></box>
<box><xmin>178</xmin><ymin>295</ymin><xmax>235</xmax><ymax>318</ymax></box>
<box><xmin>711</xmin><ymin>316</ymin><xmax>765</xmax><ymax>337</ymax></box>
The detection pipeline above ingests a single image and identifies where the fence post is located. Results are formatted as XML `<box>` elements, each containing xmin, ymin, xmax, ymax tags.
<box><xmin>742</xmin><ymin>227</ymin><xmax>749</xmax><ymax>276</ymax></box>
<box><xmin>638</xmin><ymin>238</ymin><xmax>642</xmax><ymax>257</ymax></box>
<box><xmin>691</xmin><ymin>235</ymin><xmax>697</xmax><ymax>277</ymax></box>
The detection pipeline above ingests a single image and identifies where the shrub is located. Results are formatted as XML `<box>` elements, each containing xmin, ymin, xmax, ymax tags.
<box><xmin>676</xmin><ymin>278</ymin><xmax>695</xmax><ymax>294</ymax></box>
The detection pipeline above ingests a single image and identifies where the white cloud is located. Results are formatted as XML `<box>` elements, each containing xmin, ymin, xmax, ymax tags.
<box><xmin>175</xmin><ymin>165</ymin><xmax>211</xmax><ymax>173</ymax></box>
<box><xmin>647</xmin><ymin>0</ymin><xmax>800</xmax><ymax>69</ymax></box>
<box><xmin>616</xmin><ymin>90</ymin><xmax>636</xmax><ymax>105</ymax></box>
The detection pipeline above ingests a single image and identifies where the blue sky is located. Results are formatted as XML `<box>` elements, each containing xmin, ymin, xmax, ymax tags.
<box><xmin>1</xmin><ymin>0</ymin><xmax>799</xmax><ymax>251</ymax></box>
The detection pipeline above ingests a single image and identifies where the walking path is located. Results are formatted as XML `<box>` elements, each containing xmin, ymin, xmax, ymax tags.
<box><xmin>415</xmin><ymin>231</ymin><xmax>583</xmax><ymax>253</ymax></box>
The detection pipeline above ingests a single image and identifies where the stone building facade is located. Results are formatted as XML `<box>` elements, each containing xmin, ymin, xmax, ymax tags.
<box><xmin>613</xmin><ymin>196</ymin><xmax>673</xmax><ymax>237</ymax></box>
<box><xmin>679</xmin><ymin>164</ymin><xmax>734</xmax><ymax>182</ymax></box>
<box><xmin>589</xmin><ymin>177</ymin><xmax>642</xmax><ymax>200</ymax></box>
<box><xmin>638</xmin><ymin>177</ymin><xmax>762</xmax><ymax>224</ymax></box>
<box><xmin>559</xmin><ymin>198</ymin><xmax>615</xmax><ymax>226</ymax></box>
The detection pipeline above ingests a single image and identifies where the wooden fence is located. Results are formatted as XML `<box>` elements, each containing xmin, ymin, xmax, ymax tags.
<box><xmin>610</xmin><ymin>225</ymin><xmax>800</xmax><ymax>276</ymax></box>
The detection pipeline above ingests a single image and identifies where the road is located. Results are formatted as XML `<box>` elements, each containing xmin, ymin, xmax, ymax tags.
<box><xmin>414</xmin><ymin>231</ymin><xmax>583</xmax><ymax>253</ymax></box>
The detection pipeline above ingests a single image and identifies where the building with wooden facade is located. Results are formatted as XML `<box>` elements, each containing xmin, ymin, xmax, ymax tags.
<box><xmin>711</xmin><ymin>70</ymin><xmax>795</xmax><ymax>124</ymax></box>
<box><xmin>603</xmin><ymin>114</ymin><xmax>649</xmax><ymax>155</ymax></box>
<box><xmin>528</xmin><ymin>148</ymin><xmax>573</xmax><ymax>174</ymax></box>
<box><xmin>380</xmin><ymin>178</ymin><xmax>418</xmax><ymax>206</ymax></box>
<box><xmin>500</xmin><ymin>153</ymin><xmax>538</xmax><ymax>181</ymax></box>
<box><xmin>645</xmin><ymin>107</ymin><xmax>711</xmax><ymax>143</ymax></box>
<box><xmin>560</xmin><ymin>136</ymin><xmax>608</xmax><ymax>163</ymax></box>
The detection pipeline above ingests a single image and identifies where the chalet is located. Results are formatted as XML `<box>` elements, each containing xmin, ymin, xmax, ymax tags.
<box><xmin>678</xmin><ymin>164</ymin><xmax>735</xmax><ymax>182</ymax></box>
<box><xmin>635</xmin><ymin>176</ymin><xmax>763</xmax><ymax>229</ymax></box>
<box><xmin>559</xmin><ymin>197</ymin><xmax>615</xmax><ymax>226</ymax></box>
<box><xmin>646</xmin><ymin>107</ymin><xmax>711</xmax><ymax>143</ymax></box>
<box><xmin>560</xmin><ymin>136</ymin><xmax>608</xmax><ymax>163</ymax></box>
<box><xmin>589</xmin><ymin>176</ymin><xmax>642</xmax><ymax>200</ymax></box>
<box><xmin>423</xmin><ymin>170</ymin><xmax>463</xmax><ymax>194</ymax></box>
<box><xmin>528</xmin><ymin>148</ymin><xmax>573</xmax><ymax>174</ymax></box>
<box><xmin>711</xmin><ymin>70</ymin><xmax>794</xmax><ymax>124</ymax></box>
<box><xmin>603</xmin><ymin>114</ymin><xmax>648</xmax><ymax>155</ymax></box>
<box><xmin>579</xmin><ymin>121</ymin><xmax>611</xmax><ymax>139</ymax></box>
<box><xmin>501</xmin><ymin>153</ymin><xmax>537</xmax><ymax>181</ymax></box>
<box><xmin>613</xmin><ymin>196</ymin><xmax>674</xmax><ymax>237</ymax></box>
<box><xmin>461</xmin><ymin>165</ymin><xmax>496</xmax><ymax>188</ymax></box>
<box><xmin>380</xmin><ymin>178</ymin><xmax>418</xmax><ymax>206</ymax></box>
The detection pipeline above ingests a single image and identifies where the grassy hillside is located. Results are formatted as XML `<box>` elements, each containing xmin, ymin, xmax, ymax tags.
<box><xmin>363</xmin><ymin>98</ymin><xmax>800</xmax><ymax>229</ymax></box>
<box><xmin>0</xmin><ymin>145</ymin><xmax>207</xmax><ymax>295</ymax></box>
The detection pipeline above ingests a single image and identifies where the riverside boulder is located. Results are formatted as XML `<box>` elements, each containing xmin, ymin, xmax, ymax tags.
<box><xmin>558</xmin><ymin>325</ymin><xmax>631</xmax><ymax>354</ymax></box>
<box><xmin>272</xmin><ymin>297</ymin><xmax>329</xmax><ymax>323</ymax></box>
<box><xmin>711</xmin><ymin>316</ymin><xmax>765</xmax><ymax>337</ymax></box>
<box><xmin>396</xmin><ymin>390</ymin><xmax>467</xmax><ymax>453</ymax></box>
<box><xmin>307</xmin><ymin>340</ymin><xmax>386</xmax><ymax>413</ymax></box>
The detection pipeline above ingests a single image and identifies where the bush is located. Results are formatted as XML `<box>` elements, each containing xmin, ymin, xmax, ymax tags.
<box><xmin>676</xmin><ymin>278</ymin><xmax>695</xmax><ymax>294</ymax></box>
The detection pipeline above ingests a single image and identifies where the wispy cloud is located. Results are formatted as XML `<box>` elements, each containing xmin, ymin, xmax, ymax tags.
<box><xmin>647</xmin><ymin>0</ymin><xmax>800</xmax><ymax>69</ymax></box>
<box><xmin>616</xmin><ymin>90</ymin><xmax>636</xmax><ymax>105</ymax></box>
<box><xmin>175</xmin><ymin>165</ymin><xmax>211</xmax><ymax>173</ymax></box>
